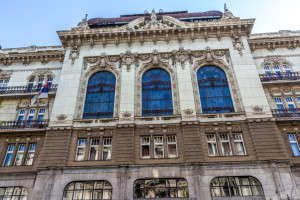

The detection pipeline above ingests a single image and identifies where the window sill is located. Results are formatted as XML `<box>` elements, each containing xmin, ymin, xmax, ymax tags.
<box><xmin>140</xmin><ymin>157</ymin><xmax>179</xmax><ymax>160</ymax></box>
<box><xmin>208</xmin><ymin>154</ymin><xmax>249</xmax><ymax>157</ymax></box>
<box><xmin>74</xmin><ymin>159</ymin><xmax>112</xmax><ymax>162</ymax></box>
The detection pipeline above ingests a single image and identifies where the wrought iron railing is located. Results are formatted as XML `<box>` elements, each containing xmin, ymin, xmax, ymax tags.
<box><xmin>0</xmin><ymin>84</ymin><xmax>58</xmax><ymax>95</ymax></box>
<box><xmin>259</xmin><ymin>72</ymin><xmax>300</xmax><ymax>82</ymax></box>
<box><xmin>271</xmin><ymin>108</ymin><xmax>300</xmax><ymax>119</ymax></box>
<box><xmin>0</xmin><ymin>120</ymin><xmax>49</xmax><ymax>129</ymax></box>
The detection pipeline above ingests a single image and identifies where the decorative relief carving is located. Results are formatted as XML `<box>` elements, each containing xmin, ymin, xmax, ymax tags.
<box><xmin>252</xmin><ymin>105</ymin><xmax>264</xmax><ymax>114</ymax></box>
<box><xmin>279</xmin><ymin>30</ymin><xmax>291</xmax><ymax>37</ymax></box>
<box><xmin>141</xmin><ymin>127</ymin><xmax>177</xmax><ymax>135</ymax></box>
<box><xmin>78</xmin><ymin>131</ymin><xmax>113</xmax><ymax>138</ymax></box>
<box><xmin>221</xmin><ymin>4</ymin><xmax>239</xmax><ymax>20</ymax></box>
<box><xmin>261</xmin><ymin>57</ymin><xmax>293</xmax><ymax>69</ymax></box>
<box><xmin>0</xmin><ymin>70</ymin><xmax>12</xmax><ymax>78</ymax></box>
<box><xmin>119</xmin><ymin>51</ymin><xmax>139</xmax><ymax>71</ymax></box>
<box><xmin>205</xmin><ymin>125</ymin><xmax>242</xmax><ymax>133</ymax></box>
<box><xmin>282</xmin><ymin>126</ymin><xmax>299</xmax><ymax>132</ymax></box>
<box><xmin>84</xmin><ymin>53</ymin><xmax>118</xmax><ymax>70</ymax></box>
<box><xmin>57</xmin><ymin>114</ymin><xmax>67</xmax><ymax>121</ymax></box>
<box><xmin>139</xmin><ymin>49</ymin><xmax>170</xmax><ymax>66</ymax></box>
<box><xmin>232</xmin><ymin>36</ymin><xmax>244</xmax><ymax>56</ymax></box>
<box><xmin>171</xmin><ymin>48</ymin><xmax>193</xmax><ymax>69</ymax></box>
<box><xmin>183</xmin><ymin>109</ymin><xmax>194</xmax><ymax>115</ymax></box>
<box><xmin>72</xmin><ymin>15</ymin><xmax>90</xmax><ymax>31</ymax></box>
<box><xmin>121</xmin><ymin>111</ymin><xmax>132</xmax><ymax>118</ymax></box>
<box><xmin>27</xmin><ymin>70</ymin><xmax>55</xmax><ymax>81</ymax></box>
<box><xmin>69</xmin><ymin>46</ymin><xmax>79</xmax><ymax>64</ymax></box>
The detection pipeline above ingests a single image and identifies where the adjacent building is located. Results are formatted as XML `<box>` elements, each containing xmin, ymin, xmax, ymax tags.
<box><xmin>0</xmin><ymin>6</ymin><xmax>300</xmax><ymax>200</ymax></box>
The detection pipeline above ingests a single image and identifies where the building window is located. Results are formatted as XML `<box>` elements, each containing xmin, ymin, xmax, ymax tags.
<box><xmin>27</xmin><ymin>77</ymin><xmax>34</xmax><ymax>91</ymax></box>
<box><xmin>27</xmin><ymin>109</ymin><xmax>36</xmax><ymax>124</ymax></box>
<box><xmin>0</xmin><ymin>187</ymin><xmax>28</xmax><ymax>199</ymax></box>
<box><xmin>63</xmin><ymin>180</ymin><xmax>112</xmax><ymax>200</ymax></box>
<box><xmin>3</xmin><ymin>145</ymin><xmax>15</xmax><ymax>166</ymax></box>
<box><xmin>37</xmin><ymin>77</ymin><xmax>44</xmax><ymax>90</ymax></box>
<box><xmin>154</xmin><ymin>136</ymin><xmax>164</xmax><ymax>158</ymax></box>
<box><xmin>206</xmin><ymin>134</ymin><xmax>218</xmax><ymax>156</ymax></box>
<box><xmin>210</xmin><ymin>176</ymin><xmax>264</xmax><ymax>197</ymax></box>
<box><xmin>83</xmin><ymin>71</ymin><xmax>116</xmax><ymax>119</ymax></box>
<box><xmin>102</xmin><ymin>138</ymin><xmax>112</xmax><ymax>160</ymax></box>
<box><xmin>233</xmin><ymin>133</ymin><xmax>246</xmax><ymax>155</ymax></box>
<box><xmin>0</xmin><ymin>78</ymin><xmax>9</xmax><ymax>91</ymax></box>
<box><xmin>37</xmin><ymin>108</ymin><xmax>45</xmax><ymax>122</ymax></box>
<box><xmin>283</xmin><ymin>65</ymin><xmax>291</xmax><ymax>73</ymax></box>
<box><xmin>287</xmin><ymin>134</ymin><xmax>300</xmax><ymax>156</ymax></box>
<box><xmin>274</xmin><ymin>65</ymin><xmax>281</xmax><ymax>77</ymax></box>
<box><xmin>25</xmin><ymin>143</ymin><xmax>36</xmax><ymax>165</ymax></box>
<box><xmin>89</xmin><ymin>139</ymin><xmax>99</xmax><ymax>160</ymax></box>
<box><xmin>134</xmin><ymin>178</ymin><xmax>189</xmax><ymax>199</ymax></box>
<box><xmin>263</xmin><ymin>66</ymin><xmax>271</xmax><ymax>75</ymax></box>
<box><xmin>296</xmin><ymin>97</ymin><xmax>300</xmax><ymax>107</ymax></box>
<box><xmin>286</xmin><ymin>97</ymin><xmax>296</xmax><ymax>109</ymax></box>
<box><xmin>14</xmin><ymin>144</ymin><xmax>26</xmax><ymax>166</ymax></box>
<box><xmin>141</xmin><ymin>137</ymin><xmax>150</xmax><ymax>159</ymax></box>
<box><xmin>47</xmin><ymin>77</ymin><xmax>53</xmax><ymax>88</ymax></box>
<box><xmin>142</xmin><ymin>68</ymin><xmax>173</xmax><ymax>116</ymax></box>
<box><xmin>197</xmin><ymin>66</ymin><xmax>234</xmax><ymax>114</ymax></box>
<box><xmin>76</xmin><ymin>139</ymin><xmax>87</xmax><ymax>161</ymax></box>
<box><xmin>17</xmin><ymin>109</ymin><xmax>26</xmax><ymax>121</ymax></box>
<box><xmin>219</xmin><ymin>134</ymin><xmax>232</xmax><ymax>156</ymax></box>
<box><xmin>206</xmin><ymin>133</ymin><xmax>246</xmax><ymax>157</ymax></box>
<box><xmin>275</xmin><ymin>98</ymin><xmax>284</xmax><ymax>110</ymax></box>
<box><xmin>167</xmin><ymin>136</ymin><xmax>178</xmax><ymax>158</ymax></box>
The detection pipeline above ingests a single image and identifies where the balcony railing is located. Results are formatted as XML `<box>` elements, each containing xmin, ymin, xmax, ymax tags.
<box><xmin>259</xmin><ymin>72</ymin><xmax>300</xmax><ymax>82</ymax></box>
<box><xmin>0</xmin><ymin>84</ymin><xmax>58</xmax><ymax>95</ymax></box>
<box><xmin>0</xmin><ymin>120</ymin><xmax>49</xmax><ymax>129</ymax></box>
<box><xmin>271</xmin><ymin>108</ymin><xmax>300</xmax><ymax>119</ymax></box>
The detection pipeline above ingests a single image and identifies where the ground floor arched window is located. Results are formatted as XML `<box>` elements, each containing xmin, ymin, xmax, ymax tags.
<box><xmin>63</xmin><ymin>180</ymin><xmax>112</xmax><ymax>200</ymax></box>
<box><xmin>0</xmin><ymin>187</ymin><xmax>28</xmax><ymax>199</ymax></box>
<box><xmin>210</xmin><ymin>176</ymin><xmax>264</xmax><ymax>198</ymax></box>
<box><xmin>134</xmin><ymin>178</ymin><xmax>188</xmax><ymax>199</ymax></box>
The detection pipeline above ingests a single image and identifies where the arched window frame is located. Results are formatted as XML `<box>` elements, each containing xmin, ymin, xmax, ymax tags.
<box><xmin>62</xmin><ymin>180</ymin><xmax>112</xmax><ymax>200</ymax></box>
<box><xmin>136</xmin><ymin>63</ymin><xmax>180</xmax><ymax>117</ymax></box>
<box><xmin>133</xmin><ymin>178</ymin><xmax>189</xmax><ymax>199</ymax></box>
<box><xmin>75</xmin><ymin>65</ymin><xmax>120</xmax><ymax>120</ymax></box>
<box><xmin>261</xmin><ymin>58</ymin><xmax>293</xmax><ymax>74</ymax></box>
<box><xmin>191</xmin><ymin>62</ymin><xmax>242</xmax><ymax>115</ymax></box>
<box><xmin>209</xmin><ymin>176</ymin><xmax>264</xmax><ymax>197</ymax></box>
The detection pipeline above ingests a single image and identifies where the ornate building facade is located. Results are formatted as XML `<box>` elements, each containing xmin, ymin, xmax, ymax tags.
<box><xmin>0</xmin><ymin>7</ymin><xmax>300</xmax><ymax>200</ymax></box>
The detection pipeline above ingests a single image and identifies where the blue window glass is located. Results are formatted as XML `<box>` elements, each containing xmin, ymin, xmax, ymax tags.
<box><xmin>288</xmin><ymin>135</ymin><xmax>300</xmax><ymax>156</ymax></box>
<box><xmin>142</xmin><ymin>68</ymin><xmax>173</xmax><ymax>116</ymax></box>
<box><xmin>197</xmin><ymin>66</ymin><xmax>234</xmax><ymax>114</ymax></box>
<box><xmin>83</xmin><ymin>71</ymin><xmax>116</xmax><ymax>119</ymax></box>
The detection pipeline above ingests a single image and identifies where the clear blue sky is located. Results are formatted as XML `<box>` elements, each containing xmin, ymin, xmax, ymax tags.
<box><xmin>0</xmin><ymin>0</ymin><xmax>299</xmax><ymax>49</ymax></box>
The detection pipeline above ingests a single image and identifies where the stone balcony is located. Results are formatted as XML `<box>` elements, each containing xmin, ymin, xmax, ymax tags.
<box><xmin>0</xmin><ymin>84</ymin><xmax>58</xmax><ymax>96</ymax></box>
<box><xmin>259</xmin><ymin>72</ymin><xmax>300</xmax><ymax>83</ymax></box>
<box><xmin>0</xmin><ymin>120</ymin><xmax>49</xmax><ymax>130</ymax></box>
<box><xmin>271</xmin><ymin>108</ymin><xmax>300</xmax><ymax>119</ymax></box>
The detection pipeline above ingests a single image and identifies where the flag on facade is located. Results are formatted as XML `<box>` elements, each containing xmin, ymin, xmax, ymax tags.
<box><xmin>30</xmin><ymin>83</ymin><xmax>49</xmax><ymax>107</ymax></box>
<box><xmin>38</xmin><ymin>83</ymin><xmax>49</xmax><ymax>99</ymax></box>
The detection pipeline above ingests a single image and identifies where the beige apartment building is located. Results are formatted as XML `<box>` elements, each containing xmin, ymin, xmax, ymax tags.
<box><xmin>0</xmin><ymin>6</ymin><xmax>300</xmax><ymax>200</ymax></box>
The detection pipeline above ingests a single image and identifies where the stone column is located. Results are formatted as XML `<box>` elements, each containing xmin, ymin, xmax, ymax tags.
<box><xmin>175</xmin><ymin>62</ymin><xmax>197</xmax><ymax>120</ymax></box>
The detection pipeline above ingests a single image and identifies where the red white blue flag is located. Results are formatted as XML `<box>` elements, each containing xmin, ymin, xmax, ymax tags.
<box><xmin>30</xmin><ymin>83</ymin><xmax>49</xmax><ymax>107</ymax></box>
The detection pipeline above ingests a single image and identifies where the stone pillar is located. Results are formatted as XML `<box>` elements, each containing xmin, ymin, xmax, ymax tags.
<box><xmin>49</xmin><ymin>47</ymin><xmax>83</xmax><ymax>125</ymax></box>
<box><xmin>181</xmin><ymin>122</ymin><xmax>203</xmax><ymax>162</ymax></box>
<box><xmin>119</xmin><ymin>65</ymin><xmax>135</xmax><ymax>121</ymax></box>
<box><xmin>229</xmin><ymin>36</ymin><xmax>272</xmax><ymax>118</ymax></box>
<box><xmin>175</xmin><ymin>62</ymin><xmax>197</xmax><ymax>120</ymax></box>
<box><xmin>116</xmin><ymin>125</ymin><xmax>135</xmax><ymax>165</ymax></box>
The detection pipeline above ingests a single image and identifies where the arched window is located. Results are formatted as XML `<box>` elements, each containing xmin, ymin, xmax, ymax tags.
<box><xmin>0</xmin><ymin>187</ymin><xmax>28</xmax><ymax>199</ymax></box>
<box><xmin>63</xmin><ymin>180</ymin><xmax>112</xmax><ymax>200</ymax></box>
<box><xmin>83</xmin><ymin>71</ymin><xmax>116</xmax><ymax>119</ymax></box>
<box><xmin>142</xmin><ymin>68</ymin><xmax>173</xmax><ymax>116</ymax></box>
<box><xmin>210</xmin><ymin>176</ymin><xmax>264</xmax><ymax>197</ymax></box>
<box><xmin>263</xmin><ymin>66</ymin><xmax>271</xmax><ymax>74</ymax></box>
<box><xmin>197</xmin><ymin>66</ymin><xmax>234</xmax><ymax>113</ymax></box>
<box><xmin>134</xmin><ymin>178</ymin><xmax>188</xmax><ymax>199</ymax></box>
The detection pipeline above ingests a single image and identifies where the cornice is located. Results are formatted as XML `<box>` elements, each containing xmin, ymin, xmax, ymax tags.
<box><xmin>0</xmin><ymin>47</ymin><xmax>65</xmax><ymax>66</ymax></box>
<box><xmin>248</xmin><ymin>35</ymin><xmax>300</xmax><ymax>51</ymax></box>
<box><xmin>57</xmin><ymin>18</ymin><xmax>255</xmax><ymax>47</ymax></box>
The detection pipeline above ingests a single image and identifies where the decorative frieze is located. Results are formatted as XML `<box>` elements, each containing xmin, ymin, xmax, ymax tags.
<box><xmin>204</xmin><ymin>125</ymin><xmax>242</xmax><ymax>133</ymax></box>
